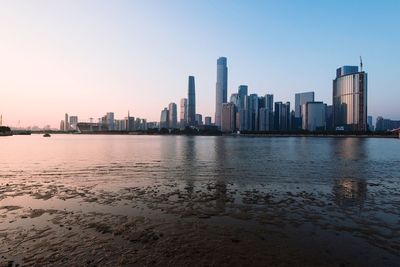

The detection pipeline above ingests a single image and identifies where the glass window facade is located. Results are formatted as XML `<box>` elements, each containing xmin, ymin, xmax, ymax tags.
<box><xmin>333</xmin><ymin>71</ymin><xmax>367</xmax><ymax>131</ymax></box>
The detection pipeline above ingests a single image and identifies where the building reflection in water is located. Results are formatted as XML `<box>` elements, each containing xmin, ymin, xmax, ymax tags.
<box><xmin>330</xmin><ymin>138</ymin><xmax>368</xmax><ymax>208</ymax></box>
<box><xmin>212</xmin><ymin>137</ymin><xmax>229</xmax><ymax>212</ymax></box>
<box><xmin>181</xmin><ymin>136</ymin><xmax>196</xmax><ymax>196</ymax></box>
<box><xmin>333</xmin><ymin>178</ymin><xmax>367</xmax><ymax>208</ymax></box>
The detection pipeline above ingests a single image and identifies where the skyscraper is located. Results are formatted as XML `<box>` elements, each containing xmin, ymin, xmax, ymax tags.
<box><xmin>180</xmin><ymin>98</ymin><xmax>188</xmax><ymax>127</ymax></box>
<box><xmin>221</xmin><ymin>102</ymin><xmax>236</xmax><ymax>132</ymax></box>
<box><xmin>237</xmin><ymin>85</ymin><xmax>248</xmax><ymax>110</ymax></box>
<box><xmin>160</xmin><ymin>108</ymin><xmax>169</xmax><ymax>129</ymax></box>
<box><xmin>230</xmin><ymin>93</ymin><xmax>238</xmax><ymax>106</ymax></box>
<box><xmin>259</xmin><ymin>108</ymin><xmax>267</xmax><ymax>131</ymax></box>
<box><xmin>237</xmin><ymin>85</ymin><xmax>249</xmax><ymax>131</ymax></box>
<box><xmin>367</xmin><ymin>116</ymin><xmax>374</xmax><ymax>131</ymax></box>
<box><xmin>188</xmin><ymin>76</ymin><xmax>196</xmax><ymax>126</ymax></box>
<box><xmin>168</xmin><ymin>102</ymin><xmax>177</xmax><ymax>129</ymax></box>
<box><xmin>248</xmin><ymin>94</ymin><xmax>259</xmax><ymax>131</ymax></box>
<box><xmin>69</xmin><ymin>116</ymin><xmax>78</xmax><ymax>130</ymax></box>
<box><xmin>204</xmin><ymin>117</ymin><xmax>212</xmax><ymax>126</ymax></box>
<box><xmin>333</xmin><ymin>66</ymin><xmax>367</xmax><ymax>131</ymax></box>
<box><xmin>195</xmin><ymin>114</ymin><xmax>203</xmax><ymax>125</ymax></box>
<box><xmin>215</xmin><ymin>57</ymin><xmax>228</xmax><ymax>128</ymax></box>
<box><xmin>294</xmin><ymin>91</ymin><xmax>315</xmax><ymax>129</ymax></box>
<box><xmin>64</xmin><ymin>113</ymin><xmax>69</xmax><ymax>131</ymax></box>
<box><xmin>265</xmin><ymin>94</ymin><xmax>274</xmax><ymax>130</ymax></box>
<box><xmin>106</xmin><ymin>112</ymin><xmax>115</xmax><ymax>131</ymax></box>
<box><xmin>274</xmin><ymin>102</ymin><xmax>290</xmax><ymax>131</ymax></box>
<box><xmin>301</xmin><ymin>102</ymin><xmax>326</xmax><ymax>131</ymax></box>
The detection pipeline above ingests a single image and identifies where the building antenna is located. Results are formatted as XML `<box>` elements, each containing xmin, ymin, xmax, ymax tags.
<box><xmin>360</xmin><ymin>56</ymin><xmax>363</xmax><ymax>72</ymax></box>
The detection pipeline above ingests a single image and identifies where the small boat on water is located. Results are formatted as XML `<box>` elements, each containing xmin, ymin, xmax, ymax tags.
<box><xmin>43</xmin><ymin>133</ymin><xmax>51</xmax><ymax>137</ymax></box>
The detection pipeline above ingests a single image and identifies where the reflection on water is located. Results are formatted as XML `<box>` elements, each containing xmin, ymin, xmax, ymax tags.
<box><xmin>333</xmin><ymin>178</ymin><xmax>367</xmax><ymax>208</ymax></box>
<box><xmin>0</xmin><ymin>135</ymin><xmax>400</xmax><ymax>265</ymax></box>
<box><xmin>330</xmin><ymin>138</ymin><xmax>368</xmax><ymax>208</ymax></box>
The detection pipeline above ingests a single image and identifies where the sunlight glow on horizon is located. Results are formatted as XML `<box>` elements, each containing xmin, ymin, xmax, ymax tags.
<box><xmin>0</xmin><ymin>0</ymin><xmax>399</xmax><ymax>128</ymax></box>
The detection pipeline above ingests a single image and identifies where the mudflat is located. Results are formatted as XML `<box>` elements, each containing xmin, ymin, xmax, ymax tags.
<box><xmin>0</xmin><ymin>135</ymin><xmax>399</xmax><ymax>266</ymax></box>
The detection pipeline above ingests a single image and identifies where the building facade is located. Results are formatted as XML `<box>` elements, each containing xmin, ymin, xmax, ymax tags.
<box><xmin>265</xmin><ymin>94</ymin><xmax>274</xmax><ymax>131</ymax></box>
<box><xmin>248</xmin><ymin>94</ymin><xmax>259</xmax><ymax>131</ymax></box>
<box><xmin>274</xmin><ymin>102</ymin><xmax>290</xmax><ymax>131</ymax></box>
<box><xmin>376</xmin><ymin>117</ymin><xmax>400</xmax><ymax>131</ymax></box>
<box><xmin>160</xmin><ymin>108</ymin><xmax>169</xmax><ymax>129</ymax></box>
<box><xmin>333</xmin><ymin>66</ymin><xmax>367</xmax><ymax>131</ymax></box>
<box><xmin>180</xmin><ymin>98</ymin><xmax>188</xmax><ymax>128</ymax></box>
<box><xmin>195</xmin><ymin>114</ymin><xmax>203</xmax><ymax>125</ymax></box>
<box><xmin>294</xmin><ymin>91</ymin><xmax>315</xmax><ymax>129</ymax></box>
<box><xmin>204</xmin><ymin>116</ymin><xmax>212</xmax><ymax>126</ymax></box>
<box><xmin>168</xmin><ymin>102</ymin><xmax>177</xmax><ymax>129</ymax></box>
<box><xmin>215</xmin><ymin>57</ymin><xmax>228</xmax><ymax>128</ymax></box>
<box><xmin>188</xmin><ymin>76</ymin><xmax>196</xmax><ymax>126</ymax></box>
<box><xmin>301</xmin><ymin>102</ymin><xmax>326</xmax><ymax>131</ymax></box>
<box><xmin>221</xmin><ymin>102</ymin><xmax>236</xmax><ymax>132</ymax></box>
<box><xmin>105</xmin><ymin>112</ymin><xmax>115</xmax><ymax>131</ymax></box>
<box><xmin>64</xmin><ymin>113</ymin><xmax>69</xmax><ymax>131</ymax></box>
<box><xmin>69</xmin><ymin>116</ymin><xmax>78</xmax><ymax>130</ymax></box>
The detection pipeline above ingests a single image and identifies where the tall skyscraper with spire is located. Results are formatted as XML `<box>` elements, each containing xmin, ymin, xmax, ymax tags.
<box><xmin>215</xmin><ymin>57</ymin><xmax>228</xmax><ymax>128</ymax></box>
<box><xmin>188</xmin><ymin>76</ymin><xmax>196</xmax><ymax>126</ymax></box>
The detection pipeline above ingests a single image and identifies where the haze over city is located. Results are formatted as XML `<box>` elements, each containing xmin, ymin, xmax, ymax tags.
<box><xmin>0</xmin><ymin>0</ymin><xmax>399</xmax><ymax>128</ymax></box>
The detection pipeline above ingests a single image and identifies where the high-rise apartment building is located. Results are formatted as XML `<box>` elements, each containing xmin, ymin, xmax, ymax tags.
<box><xmin>230</xmin><ymin>93</ymin><xmax>238</xmax><ymax>106</ymax></box>
<box><xmin>215</xmin><ymin>57</ymin><xmax>228</xmax><ymax>127</ymax></box>
<box><xmin>259</xmin><ymin>108</ymin><xmax>267</xmax><ymax>131</ymax></box>
<box><xmin>180</xmin><ymin>98</ymin><xmax>188</xmax><ymax>128</ymax></box>
<box><xmin>221</xmin><ymin>102</ymin><xmax>236</xmax><ymax>132</ymax></box>
<box><xmin>236</xmin><ymin>85</ymin><xmax>249</xmax><ymax>131</ymax></box>
<box><xmin>265</xmin><ymin>94</ymin><xmax>274</xmax><ymax>131</ymax></box>
<box><xmin>106</xmin><ymin>112</ymin><xmax>115</xmax><ymax>131</ymax></box>
<box><xmin>248</xmin><ymin>94</ymin><xmax>259</xmax><ymax>131</ymax></box>
<box><xmin>160</xmin><ymin>108</ymin><xmax>169</xmax><ymax>129</ymax></box>
<box><xmin>168</xmin><ymin>102</ymin><xmax>177</xmax><ymax>129</ymax></box>
<box><xmin>204</xmin><ymin>116</ymin><xmax>212</xmax><ymax>126</ymax></box>
<box><xmin>301</xmin><ymin>102</ymin><xmax>326</xmax><ymax>131</ymax></box>
<box><xmin>376</xmin><ymin>117</ymin><xmax>400</xmax><ymax>131</ymax></box>
<box><xmin>274</xmin><ymin>102</ymin><xmax>290</xmax><ymax>131</ymax></box>
<box><xmin>333</xmin><ymin>66</ymin><xmax>367</xmax><ymax>131</ymax></box>
<box><xmin>294</xmin><ymin>91</ymin><xmax>315</xmax><ymax>129</ymax></box>
<box><xmin>237</xmin><ymin>85</ymin><xmax>248</xmax><ymax>110</ymax></box>
<box><xmin>367</xmin><ymin>116</ymin><xmax>374</xmax><ymax>131</ymax></box>
<box><xmin>188</xmin><ymin>76</ymin><xmax>196</xmax><ymax>126</ymax></box>
<box><xmin>64</xmin><ymin>113</ymin><xmax>69</xmax><ymax>131</ymax></box>
<box><xmin>195</xmin><ymin>114</ymin><xmax>203</xmax><ymax>125</ymax></box>
<box><xmin>69</xmin><ymin>116</ymin><xmax>78</xmax><ymax>130</ymax></box>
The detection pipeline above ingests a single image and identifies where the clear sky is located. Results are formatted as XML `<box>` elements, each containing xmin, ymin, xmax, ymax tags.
<box><xmin>0</xmin><ymin>0</ymin><xmax>399</xmax><ymax>128</ymax></box>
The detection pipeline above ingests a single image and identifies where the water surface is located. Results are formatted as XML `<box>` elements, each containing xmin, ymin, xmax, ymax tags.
<box><xmin>0</xmin><ymin>135</ymin><xmax>399</xmax><ymax>266</ymax></box>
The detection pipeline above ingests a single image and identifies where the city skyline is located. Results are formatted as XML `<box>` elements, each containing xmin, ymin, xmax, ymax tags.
<box><xmin>0</xmin><ymin>1</ymin><xmax>399</xmax><ymax>128</ymax></box>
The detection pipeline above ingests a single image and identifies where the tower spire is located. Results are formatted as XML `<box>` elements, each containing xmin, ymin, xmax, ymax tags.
<box><xmin>360</xmin><ymin>56</ymin><xmax>363</xmax><ymax>72</ymax></box>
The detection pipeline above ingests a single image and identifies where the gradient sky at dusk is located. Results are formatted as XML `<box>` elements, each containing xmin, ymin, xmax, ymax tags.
<box><xmin>0</xmin><ymin>0</ymin><xmax>399</xmax><ymax>128</ymax></box>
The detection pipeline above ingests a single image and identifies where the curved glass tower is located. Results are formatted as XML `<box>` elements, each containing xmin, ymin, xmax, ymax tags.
<box><xmin>333</xmin><ymin>66</ymin><xmax>367</xmax><ymax>131</ymax></box>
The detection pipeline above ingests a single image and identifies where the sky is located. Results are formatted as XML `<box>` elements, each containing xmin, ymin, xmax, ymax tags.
<box><xmin>0</xmin><ymin>0</ymin><xmax>399</xmax><ymax>128</ymax></box>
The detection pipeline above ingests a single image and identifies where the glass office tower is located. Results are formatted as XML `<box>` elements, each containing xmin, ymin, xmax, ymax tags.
<box><xmin>215</xmin><ymin>57</ymin><xmax>228</xmax><ymax>128</ymax></box>
<box><xmin>333</xmin><ymin>66</ymin><xmax>367</xmax><ymax>131</ymax></box>
<box><xmin>188</xmin><ymin>76</ymin><xmax>196</xmax><ymax>126</ymax></box>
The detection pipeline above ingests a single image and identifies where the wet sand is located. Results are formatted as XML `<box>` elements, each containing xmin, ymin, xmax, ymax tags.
<box><xmin>1</xmin><ymin>135</ymin><xmax>400</xmax><ymax>266</ymax></box>
<box><xmin>1</xmin><ymin>177</ymin><xmax>399</xmax><ymax>267</ymax></box>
